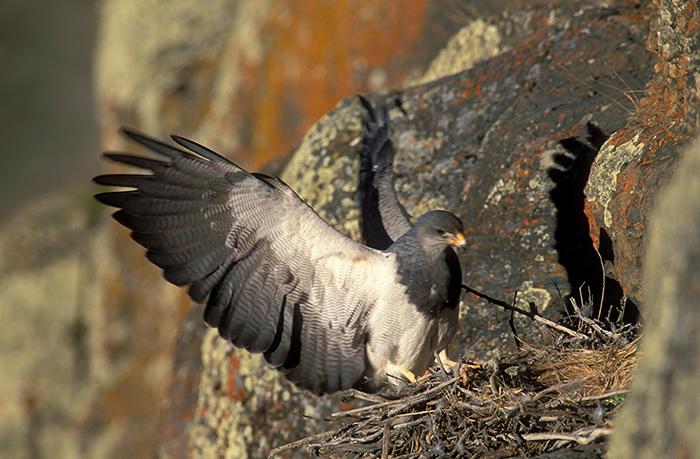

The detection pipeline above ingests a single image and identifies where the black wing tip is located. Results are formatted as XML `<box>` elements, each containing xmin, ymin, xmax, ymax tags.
<box><xmin>94</xmin><ymin>191</ymin><xmax>128</xmax><ymax>208</ymax></box>
<box><xmin>92</xmin><ymin>174</ymin><xmax>119</xmax><ymax>186</ymax></box>
<box><xmin>92</xmin><ymin>173</ymin><xmax>148</xmax><ymax>187</ymax></box>
<box><xmin>111</xmin><ymin>209</ymin><xmax>132</xmax><ymax>227</ymax></box>
<box><xmin>356</xmin><ymin>94</ymin><xmax>391</xmax><ymax>127</ymax></box>
<box><xmin>118</xmin><ymin>126</ymin><xmax>189</xmax><ymax>159</ymax></box>
<box><xmin>170</xmin><ymin>133</ymin><xmax>235</xmax><ymax>165</ymax></box>
<box><xmin>169</xmin><ymin>133</ymin><xmax>189</xmax><ymax>144</ymax></box>
<box><xmin>120</xmin><ymin>126</ymin><xmax>149</xmax><ymax>143</ymax></box>
<box><xmin>169</xmin><ymin>134</ymin><xmax>206</xmax><ymax>154</ymax></box>
<box><xmin>169</xmin><ymin>134</ymin><xmax>188</xmax><ymax>146</ymax></box>
<box><xmin>356</xmin><ymin>94</ymin><xmax>374</xmax><ymax>114</ymax></box>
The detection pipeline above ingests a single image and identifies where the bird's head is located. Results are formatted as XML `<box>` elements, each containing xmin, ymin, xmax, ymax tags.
<box><xmin>414</xmin><ymin>210</ymin><xmax>466</xmax><ymax>249</ymax></box>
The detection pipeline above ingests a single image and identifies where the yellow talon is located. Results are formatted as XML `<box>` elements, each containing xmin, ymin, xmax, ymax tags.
<box><xmin>399</xmin><ymin>367</ymin><xmax>417</xmax><ymax>383</ymax></box>
<box><xmin>438</xmin><ymin>349</ymin><xmax>458</xmax><ymax>370</ymax></box>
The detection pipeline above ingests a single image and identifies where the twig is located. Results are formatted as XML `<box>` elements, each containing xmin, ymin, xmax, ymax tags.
<box><xmin>267</xmin><ymin>430</ymin><xmax>337</xmax><ymax>458</ymax></box>
<box><xmin>509</xmin><ymin>291</ymin><xmax>521</xmax><ymax>347</ymax></box>
<box><xmin>603</xmin><ymin>62</ymin><xmax>641</xmax><ymax>111</ymax></box>
<box><xmin>434</xmin><ymin>351</ymin><xmax>449</xmax><ymax>378</ymax></box>
<box><xmin>557</xmin><ymin>63</ymin><xmax>634</xmax><ymax>115</ymax></box>
<box><xmin>381</xmin><ymin>421</ymin><xmax>391</xmax><ymax>459</ymax></box>
<box><xmin>337</xmin><ymin>388</ymin><xmax>389</xmax><ymax>404</ymax></box>
<box><xmin>569</xmin><ymin>298</ymin><xmax>614</xmax><ymax>339</ymax></box>
<box><xmin>487</xmin><ymin>358</ymin><xmax>500</xmax><ymax>397</ymax></box>
<box><xmin>462</xmin><ymin>284</ymin><xmax>588</xmax><ymax>340</ymax></box>
<box><xmin>521</xmin><ymin>427</ymin><xmax>612</xmax><ymax>445</ymax></box>
<box><xmin>331</xmin><ymin>400</ymin><xmax>402</xmax><ymax>418</ymax></box>
<box><xmin>595</xmin><ymin>248</ymin><xmax>606</xmax><ymax>321</ymax></box>
<box><xmin>332</xmin><ymin>398</ymin><xmax>399</xmax><ymax>418</ymax></box>
<box><xmin>387</xmin><ymin>377</ymin><xmax>458</xmax><ymax>416</ymax></box>
<box><xmin>579</xmin><ymin>390</ymin><xmax>627</xmax><ymax>402</ymax></box>
<box><xmin>531</xmin><ymin>380</ymin><xmax>583</xmax><ymax>402</ymax></box>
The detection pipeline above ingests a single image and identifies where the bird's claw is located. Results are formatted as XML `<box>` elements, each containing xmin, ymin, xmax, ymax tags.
<box><xmin>399</xmin><ymin>367</ymin><xmax>417</xmax><ymax>383</ymax></box>
<box><xmin>437</xmin><ymin>349</ymin><xmax>459</xmax><ymax>372</ymax></box>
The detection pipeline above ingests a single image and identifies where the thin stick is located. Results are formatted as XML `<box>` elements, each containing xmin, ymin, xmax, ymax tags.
<box><xmin>531</xmin><ymin>379</ymin><xmax>583</xmax><ymax>402</ymax></box>
<box><xmin>579</xmin><ymin>390</ymin><xmax>628</xmax><ymax>402</ymax></box>
<box><xmin>462</xmin><ymin>285</ymin><xmax>588</xmax><ymax>340</ymax></box>
<box><xmin>267</xmin><ymin>430</ymin><xmax>337</xmax><ymax>458</ymax></box>
<box><xmin>332</xmin><ymin>397</ymin><xmax>399</xmax><ymax>418</ymax></box>
<box><xmin>337</xmin><ymin>388</ymin><xmax>389</xmax><ymax>404</ymax></box>
<box><xmin>557</xmin><ymin>63</ymin><xmax>633</xmax><ymax>115</ymax></box>
<box><xmin>569</xmin><ymin>298</ymin><xmax>614</xmax><ymax>339</ymax></box>
<box><xmin>509</xmin><ymin>291</ymin><xmax>521</xmax><ymax>347</ymax></box>
<box><xmin>381</xmin><ymin>421</ymin><xmax>391</xmax><ymax>459</ymax></box>
<box><xmin>522</xmin><ymin>427</ymin><xmax>612</xmax><ymax>445</ymax></box>
<box><xmin>595</xmin><ymin>248</ymin><xmax>606</xmax><ymax>321</ymax></box>
<box><xmin>387</xmin><ymin>377</ymin><xmax>458</xmax><ymax>417</ymax></box>
<box><xmin>603</xmin><ymin>63</ymin><xmax>641</xmax><ymax>110</ymax></box>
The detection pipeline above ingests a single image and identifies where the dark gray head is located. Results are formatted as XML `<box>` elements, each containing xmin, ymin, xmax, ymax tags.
<box><xmin>413</xmin><ymin>210</ymin><xmax>466</xmax><ymax>249</ymax></box>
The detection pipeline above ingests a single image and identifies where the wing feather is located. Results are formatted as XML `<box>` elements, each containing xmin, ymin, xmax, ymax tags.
<box><xmin>95</xmin><ymin>130</ymin><xmax>389</xmax><ymax>393</ymax></box>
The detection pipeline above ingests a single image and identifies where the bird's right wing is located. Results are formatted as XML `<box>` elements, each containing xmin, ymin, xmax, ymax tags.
<box><xmin>94</xmin><ymin>129</ymin><xmax>396</xmax><ymax>394</ymax></box>
<box><xmin>357</xmin><ymin>96</ymin><xmax>412</xmax><ymax>250</ymax></box>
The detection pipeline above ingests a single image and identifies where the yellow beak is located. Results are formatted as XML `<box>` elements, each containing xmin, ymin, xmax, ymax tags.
<box><xmin>448</xmin><ymin>232</ymin><xmax>466</xmax><ymax>248</ymax></box>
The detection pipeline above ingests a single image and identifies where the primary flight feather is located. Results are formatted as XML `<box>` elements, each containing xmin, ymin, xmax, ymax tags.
<box><xmin>94</xmin><ymin>99</ymin><xmax>465</xmax><ymax>395</ymax></box>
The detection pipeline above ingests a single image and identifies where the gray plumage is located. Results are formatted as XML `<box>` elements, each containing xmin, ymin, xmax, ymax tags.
<box><xmin>94</xmin><ymin>107</ymin><xmax>464</xmax><ymax>395</ymax></box>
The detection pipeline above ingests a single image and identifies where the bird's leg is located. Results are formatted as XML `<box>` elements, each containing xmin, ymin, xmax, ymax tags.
<box><xmin>398</xmin><ymin>367</ymin><xmax>417</xmax><ymax>383</ymax></box>
<box><xmin>386</xmin><ymin>363</ymin><xmax>418</xmax><ymax>385</ymax></box>
<box><xmin>437</xmin><ymin>349</ymin><xmax>459</xmax><ymax>371</ymax></box>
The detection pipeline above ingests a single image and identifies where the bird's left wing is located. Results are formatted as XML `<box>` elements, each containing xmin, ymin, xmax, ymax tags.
<box><xmin>94</xmin><ymin>129</ymin><xmax>392</xmax><ymax>393</ymax></box>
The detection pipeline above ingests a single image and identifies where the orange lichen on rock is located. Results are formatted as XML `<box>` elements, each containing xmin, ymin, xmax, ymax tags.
<box><xmin>232</xmin><ymin>1</ymin><xmax>429</xmax><ymax>169</ymax></box>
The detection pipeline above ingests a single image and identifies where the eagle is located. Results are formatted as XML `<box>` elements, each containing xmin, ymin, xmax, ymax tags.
<box><xmin>93</xmin><ymin>97</ymin><xmax>465</xmax><ymax>395</ymax></box>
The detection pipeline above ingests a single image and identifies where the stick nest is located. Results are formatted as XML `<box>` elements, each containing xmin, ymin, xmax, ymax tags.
<box><xmin>270</xmin><ymin>296</ymin><xmax>640</xmax><ymax>458</ymax></box>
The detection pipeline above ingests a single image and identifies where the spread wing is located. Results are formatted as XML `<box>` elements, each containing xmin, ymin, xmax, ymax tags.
<box><xmin>357</xmin><ymin>96</ymin><xmax>412</xmax><ymax>250</ymax></box>
<box><xmin>94</xmin><ymin>129</ymin><xmax>392</xmax><ymax>394</ymax></box>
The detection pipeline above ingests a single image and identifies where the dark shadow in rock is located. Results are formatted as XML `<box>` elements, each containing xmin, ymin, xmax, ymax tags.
<box><xmin>550</xmin><ymin>123</ymin><xmax>638</xmax><ymax>324</ymax></box>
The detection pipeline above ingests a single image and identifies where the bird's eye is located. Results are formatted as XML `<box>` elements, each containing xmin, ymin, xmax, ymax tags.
<box><xmin>437</xmin><ymin>229</ymin><xmax>447</xmax><ymax>236</ymax></box>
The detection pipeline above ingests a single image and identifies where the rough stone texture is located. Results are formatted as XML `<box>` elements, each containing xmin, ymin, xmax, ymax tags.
<box><xmin>608</xmin><ymin>138</ymin><xmax>700</xmax><ymax>458</ymax></box>
<box><xmin>189</xmin><ymin>331</ymin><xmax>338</xmax><ymax>459</ymax></box>
<box><xmin>95</xmin><ymin>0</ymin><xmax>462</xmax><ymax>169</ymax></box>
<box><xmin>156</xmin><ymin>307</ymin><xmax>206</xmax><ymax>458</ymax></box>
<box><xmin>417</xmin><ymin>18</ymin><xmax>503</xmax><ymax>84</ymax></box>
<box><xmin>0</xmin><ymin>195</ymin><xmax>110</xmax><ymax>459</ymax></box>
<box><xmin>584</xmin><ymin>0</ymin><xmax>700</xmax><ymax>304</ymax></box>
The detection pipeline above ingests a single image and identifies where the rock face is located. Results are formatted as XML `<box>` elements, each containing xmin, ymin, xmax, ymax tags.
<box><xmin>608</xmin><ymin>138</ymin><xmax>700</xmax><ymax>457</ymax></box>
<box><xmin>584</xmin><ymin>0</ymin><xmax>700</xmax><ymax>305</ymax></box>
<box><xmin>0</xmin><ymin>195</ymin><xmax>122</xmax><ymax>459</ymax></box>
<box><xmin>95</xmin><ymin>0</ymin><xmax>463</xmax><ymax>168</ymax></box>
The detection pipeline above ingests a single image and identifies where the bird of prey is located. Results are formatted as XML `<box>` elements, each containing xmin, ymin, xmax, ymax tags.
<box><xmin>93</xmin><ymin>98</ymin><xmax>465</xmax><ymax>395</ymax></box>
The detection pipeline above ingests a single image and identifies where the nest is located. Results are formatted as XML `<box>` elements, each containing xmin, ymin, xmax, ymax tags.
<box><xmin>269</xmin><ymin>290</ymin><xmax>640</xmax><ymax>458</ymax></box>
